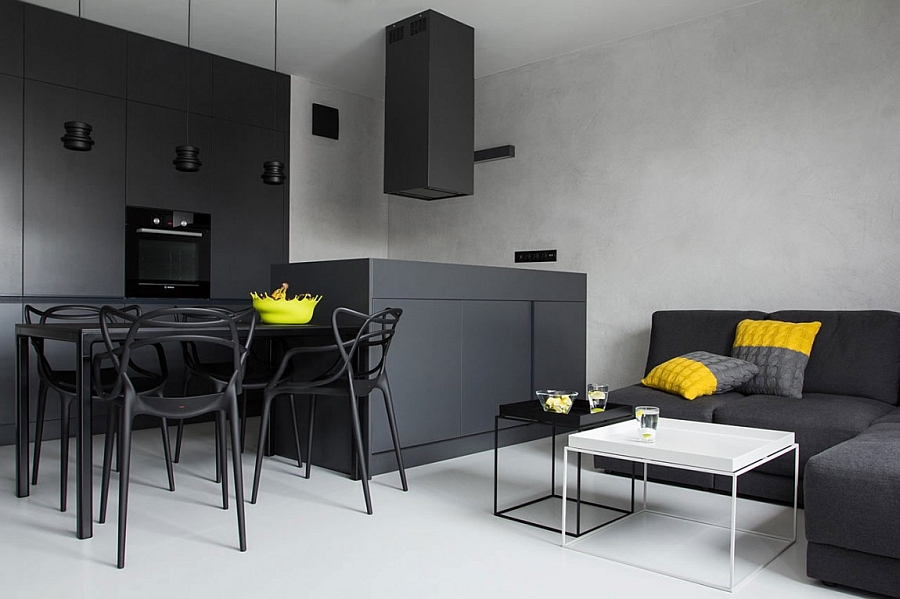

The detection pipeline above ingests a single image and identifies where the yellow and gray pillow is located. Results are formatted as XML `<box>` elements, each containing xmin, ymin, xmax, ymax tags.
<box><xmin>641</xmin><ymin>351</ymin><xmax>760</xmax><ymax>400</ymax></box>
<box><xmin>731</xmin><ymin>319</ymin><xmax>822</xmax><ymax>399</ymax></box>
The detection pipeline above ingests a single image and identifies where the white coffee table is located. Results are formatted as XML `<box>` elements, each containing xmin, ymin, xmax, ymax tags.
<box><xmin>561</xmin><ymin>418</ymin><xmax>798</xmax><ymax>592</ymax></box>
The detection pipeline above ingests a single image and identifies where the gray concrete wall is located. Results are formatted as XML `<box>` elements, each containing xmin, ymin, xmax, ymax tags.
<box><xmin>289</xmin><ymin>77</ymin><xmax>389</xmax><ymax>262</ymax></box>
<box><xmin>387</xmin><ymin>0</ymin><xmax>900</xmax><ymax>388</ymax></box>
<box><xmin>290</xmin><ymin>0</ymin><xmax>900</xmax><ymax>389</ymax></box>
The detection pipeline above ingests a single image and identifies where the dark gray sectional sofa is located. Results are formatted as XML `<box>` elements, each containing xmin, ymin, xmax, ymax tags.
<box><xmin>599</xmin><ymin>309</ymin><xmax>900</xmax><ymax>597</ymax></box>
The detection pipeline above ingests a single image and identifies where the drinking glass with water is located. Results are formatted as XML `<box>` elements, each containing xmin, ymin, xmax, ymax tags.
<box><xmin>634</xmin><ymin>406</ymin><xmax>660</xmax><ymax>443</ymax></box>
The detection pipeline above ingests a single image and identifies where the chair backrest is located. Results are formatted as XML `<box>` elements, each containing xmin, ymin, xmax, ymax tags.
<box><xmin>178</xmin><ymin>306</ymin><xmax>258</xmax><ymax>394</ymax></box>
<box><xmin>98</xmin><ymin>306</ymin><xmax>254</xmax><ymax>412</ymax></box>
<box><xmin>332</xmin><ymin>307</ymin><xmax>403</xmax><ymax>382</ymax></box>
<box><xmin>24</xmin><ymin>304</ymin><xmax>141</xmax><ymax>380</ymax></box>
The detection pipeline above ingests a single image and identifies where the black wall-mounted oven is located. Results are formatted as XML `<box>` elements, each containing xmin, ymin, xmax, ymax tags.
<box><xmin>125</xmin><ymin>206</ymin><xmax>211</xmax><ymax>299</ymax></box>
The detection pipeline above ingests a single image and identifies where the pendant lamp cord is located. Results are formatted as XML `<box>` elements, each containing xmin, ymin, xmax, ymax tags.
<box><xmin>75</xmin><ymin>0</ymin><xmax>82</xmax><ymax>120</ymax></box>
<box><xmin>272</xmin><ymin>0</ymin><xmax>278</xmax><ymax>156</ymax></box>
<box><xmin>185</xmin><ymin>0</ymin><xmax>192</xmax><ymax>143</ymax></box>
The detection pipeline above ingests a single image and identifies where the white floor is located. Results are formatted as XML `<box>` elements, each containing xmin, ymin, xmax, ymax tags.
<box><xmin>0</xmin><ymin>421</ymin><xmax>879</xmax><ymax>599</ymax></box>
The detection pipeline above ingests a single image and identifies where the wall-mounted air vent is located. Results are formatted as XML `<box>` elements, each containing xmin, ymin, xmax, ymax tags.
<box><xmin>388</xmin><ymin>26</ymin><xmax>405</xmax><ymax>44</ymax></box>
<box><xmin>410</xmin><ymin>17</ymin><xmax>427</xmax><ymax>35</ymax></box>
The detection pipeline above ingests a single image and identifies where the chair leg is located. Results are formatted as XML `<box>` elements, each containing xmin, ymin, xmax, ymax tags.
<box><xmin>99</xmin><ymin>406</ymin><xmax>117</xmax><ymax>524</ymax></box>
<box><xmin>214</xmin><ymin>416</ymin><xmax>222</xmax><ymax>484</ymax></box>
<box><xmin>31</xmin><ymin>383</ymin><xmax>49</xmax><ymax>486</ymax></box>
<box><xmin>59</xmin><ymin>394</ymin><xmax>72</xmax><ymax>512</ymax></box>
<box><xmin>347</xmin><ymin>391</ymin><xmax>372</xmax><ymax>515</ymax></box>
<box><xmin>174</xmin><ymin>370</ymin><xmax>193</xmax><ymax>464</ymax></box>
<box><xmin>116</xmin><ymin>408</ymin><xmax>134</xmax><ymax>569</ymax></box>
<box><xmin>288</xmin><ymin>396</ymin><xmax>303</xmax><ymax>469</ymax></box>
<box><xmin>173</xmin><ymin>419</ymin><xmax>184</xmax><ymax>464</ymax></box>
<box><xmin>305</xmin><ymin>395</ymin><xmax>316</xmax><ymax>480</ymax></box>
<box><xmin>227</xmin><ymin>400</ymin><xmax>247</xmax><ymax>552</ymax></box>
<box><xmin>159</xmin><ymin>418</ymin><xmax>175</xmax><ymax>492</ymax></box>
<box><xmin>216</xmin><ymin>412</ymin><xmax>228</xmax><ymax>510</ymax></box>
<box><xmin>250</xmin><ymin>393</ymin><xmax>276</xmax><ymax>504</ymax></box>
<box><xmin>380</xmin><ymin>378</ymin><xmax>408</xmax><ymax>492</ymax></box>
<box><xmin>239</xmin><ymin>392</ymin><xmax>248</xmax><ymax>453</ymax></box>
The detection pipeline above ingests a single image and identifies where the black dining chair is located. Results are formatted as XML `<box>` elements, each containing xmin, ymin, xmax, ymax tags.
<box><xmin>250</xmin><ymin>306</ymin><xmax>408</xmax><ymax>514</ymax></box>
<box><xmin>173</xmin><ymin>306</ymin><xmax>289</xmax><ymax>464</ymax></box>
<box><xmin>95</xmin><ymin>305</ymin><xmax>251</xmax><ymax>569</ymax></box>
<box><xmin>23</xmin><ymin>304</ymin><xmax>170</xmax><ymax>512</ymax></box>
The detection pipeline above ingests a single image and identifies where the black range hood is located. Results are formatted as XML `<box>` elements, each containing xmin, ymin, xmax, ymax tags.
<box><xmin>383</xmin><ymin>10</ymin><xmax>474</xmax><ymax>200</ymax></box>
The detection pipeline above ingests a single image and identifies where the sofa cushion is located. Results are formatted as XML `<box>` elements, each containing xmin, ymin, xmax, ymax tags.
<box><xmin>732</xmin><ymin>319</ymin><xmax>822</xmax><ymax>399</ymax></box>
<box><xmin>609</xmin><ymin>384</ymin><xmax>747</xmax><ymax>422</ymax></box>
<box><xmin>712</xmin><ymin>392</ymin><xmax>894</xmax><ymax>477</ymax></box>
<box><xmin>873</xmin><ymin>407</ymin><xmax>900</xmax><ymax>425</ymax></box>
<box><xmin>641</xmin><ymin>351</ymin><xmax>758</xmax><ymax>400</ymax></box>
<box><xmin>769</xmin><ymin>310</ymin><xmax>900</xmax><ymax>405</ymax></box>
<box><xmin>644</xmin><ymin>310</ymin><xmax>767</xmax><ymax>375</ymax></box>
<box><xmin>805</xmin><ymin>423</ymin><xmax>900</xmax><ymax>560</ymax></box>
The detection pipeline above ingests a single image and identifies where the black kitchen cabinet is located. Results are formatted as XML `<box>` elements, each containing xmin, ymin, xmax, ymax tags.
<box><xmin>210</xmin><ymin>119</ymin><xmax>286</xmax><ymax>299</ymax></box>
<box><xmin>0</xmin><ymin>301</ymin><xmax>20</xmax><ymax>445</ymax></box>
<box><xmin>370</xmin><ymin>298</ymin><xmax>463</xmax><ymax>452</ymax></box>
<box><xmin>125</xmin><ymin>100</ymin><xmax>213</xmax><ymax>214</ymax></box>
<box><xmin>23</xmin><ymin>81</ymin><xmax>126</xmax><ymax>296</ymax></box>
<box><xmin>23</xmin><ymin>3</ymin><xmax>76</xmax><ymax>87</ymax></box>
<box><xmin>126</xmin><ymin>32</ymin><xmax>213</xmax><ymax>116</ymax></box>
<box><xmin>0</xmin><ymin>0</ymin><xmax>23</xmax><ymax>77</ymax></box>
<box><xmin>0</xmin><ymin>74</ymin><xmax>22</xmax><ymax>295</ymax></box>
<box><xmin>23</xmin><ymin>4</ymin><xmax>125</xmax><ymax>96</ymax></box>
<box><xmin>213</xmin><ymin>56</ymin><xmax>279</xmax><ymax>130</ymax></box>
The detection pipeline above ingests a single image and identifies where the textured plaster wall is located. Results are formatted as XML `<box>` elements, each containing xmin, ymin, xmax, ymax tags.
<box><xmin>385</xmin><ymin>0</ymin><xmax>900</xmax><ymax>388</ymax></box>
<box><xmin>289</xmin><ymin>77</ymin><xmax>389</xmax><ymax>262</ymax></box>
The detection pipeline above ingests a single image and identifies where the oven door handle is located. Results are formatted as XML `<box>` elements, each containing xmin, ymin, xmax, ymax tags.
<box><xmin>135</xmin><ymin>228</ymin><xmax>204</xmax><ymax>238</ymax></box>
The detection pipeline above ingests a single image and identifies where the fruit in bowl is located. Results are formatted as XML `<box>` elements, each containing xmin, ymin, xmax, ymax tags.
<box><xmin>535</xmin><ymin>390</ymin><xmax>579</xmax><ymax>414</ymax></box>
<box><xmin>251</xmin><ymin>283</ymin><xmax>322</xmax><ymax>324</ymax></box>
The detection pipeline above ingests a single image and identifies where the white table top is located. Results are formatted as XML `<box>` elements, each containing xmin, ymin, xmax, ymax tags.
<box><xmin>567</xmin><ymin>418</ymin><xmax>795</xmax><ymax>473</ymax></box>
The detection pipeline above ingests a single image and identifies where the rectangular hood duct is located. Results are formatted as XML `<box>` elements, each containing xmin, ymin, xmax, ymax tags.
<box><xmin>384</xmin><ymin>10</ymin><xmax>474</xmax><ymax>200</ymax></box>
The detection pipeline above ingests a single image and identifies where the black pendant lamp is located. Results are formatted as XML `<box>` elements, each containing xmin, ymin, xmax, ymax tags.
<box><xmin>174</xmin><ymin>0</ymin><xmax>201</xmax><ymax>172</ymax></box>
<box><xmin>261</xmin><ymin>1</ymin><xmax>286</xmax><ymax>185</ymax></box>
<box><xmin>61</xmin><ymin>0</ymin><xmax>94</xmax><ymax>151</ymax></box>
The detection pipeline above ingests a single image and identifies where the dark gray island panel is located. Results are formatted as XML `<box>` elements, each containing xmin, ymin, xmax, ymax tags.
<box><xmin>460</xmin><ymin>300</ymin><xmax>532</xmax><ymax>436</ymax></box>
<box><xmin>370</xmin><ymin>299</ymin><xmax>462</xmax><ymax>453</ymax></box>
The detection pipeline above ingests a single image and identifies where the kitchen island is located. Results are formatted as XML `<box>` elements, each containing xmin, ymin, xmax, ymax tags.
<box><xmin>270</xmin><ymin>258</ymin><xmax>586</xmax><ymax>476</ymax></box>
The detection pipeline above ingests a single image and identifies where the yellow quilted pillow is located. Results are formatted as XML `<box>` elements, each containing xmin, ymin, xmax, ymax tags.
<box><xmin>731</xmin><ymin>319</ymin><xmax>822</xmax><ymax>398</ymax></box>
<box><xmin>641</xmin><ymin>351</ymin><xmax>760</xmax><ymax>400</ymax></box>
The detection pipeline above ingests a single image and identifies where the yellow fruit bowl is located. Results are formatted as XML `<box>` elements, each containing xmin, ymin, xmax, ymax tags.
<box><xmin>535</xmin><ymin>390</ymin><xmax>579</xmax><ymax>414</ymax></box>
<box><xmin>250</xmin><ymin>292</ymin><xmax>322</xmax><ymax>324</ymax></box>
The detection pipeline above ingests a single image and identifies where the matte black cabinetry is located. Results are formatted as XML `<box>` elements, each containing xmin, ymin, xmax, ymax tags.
<box><xmin>271</xmin><ymin>259</ymin><xmax>587</xmax><ymax>475</ymax></box>
<box><xmin>125</xmin><ymin>101</ymin><xmax>213</xmax><ymax>214</ymax></box>
<box><xmin>211</xmin><ymin>119</ymin><xmax>287</xmax><ymax>298</ymax></box>
<box><xmin>0</xmin><ymin>0</ymin><xmax>23</xmax><ymax>77</ymax></box>
<box><xmin>0</xmin><ymin>302</ymin><xmax>21</xmax><ymax>441</ymax></box>
<box><xmin>0</xmin><ymin>74</ymin><xmax>22</xmax><ymax>295</ymax></box>
<box><xmin>126</xmin><ymin>33</ymin><xmax>213</xmax><ymax>116</ymax></box>
<box><xmin>23</xmin><ymin>4</ymin><xmax>126</xmax><ymax>96</ymax></box>
<box><xmin>23</xmin><ymin>81</ymin><xmax>126</xmax><ymax>296</ymax></box>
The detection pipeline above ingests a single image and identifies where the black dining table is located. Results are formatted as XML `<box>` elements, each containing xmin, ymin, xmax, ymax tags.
<box><xmin>15</xmin><ymin>320</ymin><xmax>338</xmax><ymax>540</ymax></box>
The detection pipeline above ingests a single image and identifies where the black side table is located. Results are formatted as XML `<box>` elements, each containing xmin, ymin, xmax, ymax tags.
<box><xmin>493</xmin><ymin>400</ymin><xmax>635</xmax><ymax>536</ymax></box>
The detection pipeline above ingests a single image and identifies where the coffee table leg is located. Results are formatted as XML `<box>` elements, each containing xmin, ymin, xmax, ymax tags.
<box><xmin>493</xmin><ymin>416</ymin><xmax>499</xmax><ymax>515</ymax></box>
<box><xmin>561</xmin><ymin>447</ymin><xmax>569</xmax><ymax>545</ymax></box>
<box><xmin>730</xmin><ymin>474</ymin><xmax>738</xmax><ymax>591</ymax></box>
